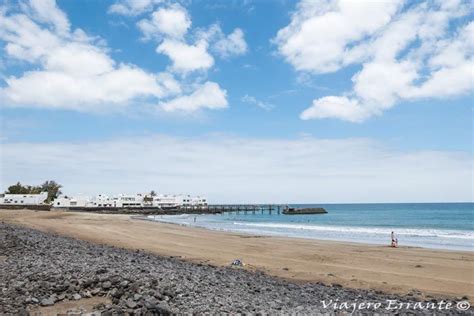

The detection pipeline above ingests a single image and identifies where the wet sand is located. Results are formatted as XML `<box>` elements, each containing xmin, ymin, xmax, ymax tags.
<box><xmin>1</xmin><ymin>209</ymin><xmax>472</xmax><ymax>299</ymax></box>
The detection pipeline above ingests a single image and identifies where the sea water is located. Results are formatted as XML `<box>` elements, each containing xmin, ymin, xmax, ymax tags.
<box><xmin>149</xmin><ymin>203</ymin><xmax>474</xmax><ymax>251</ymax></box>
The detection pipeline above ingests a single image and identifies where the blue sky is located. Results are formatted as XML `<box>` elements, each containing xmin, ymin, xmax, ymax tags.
<box><xmin>0</xmin><ymin>0</ymin><xmax>472</xmax><ymax>202</ymax></box>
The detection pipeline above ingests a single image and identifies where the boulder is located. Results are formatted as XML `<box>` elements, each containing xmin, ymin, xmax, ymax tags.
<box><xmin>40</xmin><ymin>297</ymin><xmax>55</xmax><ymax>306</ymax></box>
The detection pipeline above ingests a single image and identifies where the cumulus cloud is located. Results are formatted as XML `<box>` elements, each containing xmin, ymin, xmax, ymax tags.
<box><xmin>137</xmin><ymin>7</ymin><xmax>248</xmax><ymax>74</ymax></box>
<box><xmin>157</xmin><ymin>39</ymin><xmax>214</xmax><ymax>73</ymax></box>
<box><xmin>0</xmin><ymin>1</ymin><xmax>181</xmax><ymax>111</ymax></box>
<box><xmin>137</xmin><ymin>4</ymin><xmax>191</xmax><ymax>40</ymax></box>
<box><xmin>132</xmin><ymin>4</ymin><xmax>248</xmax><ymax>111</ymax></box>
<box><xmin>275</xmin><ymin>0</ymin><xmax>473</xmax><ymax>122</ymax></box>
<box><xmin>275</xmin><ymin>0</ymin><xmax>402</xmax><ymax>73</ymax></box>
<box><xmin>160</xmin><ymin>82</ymin><xmax>227</xmax><ymax>112</ymax></box>
<box><xmin>212</xmin><ymin>28</ymin><xmax>248</xmax><ymax>58</ymax></box>
<box><xmin>300</xmin><ymin>96</ymin><xmax>369</xmax><ymax>123</ymax></box>
<box><xmin>1</xmin><ymin>135</ymin><xmax>471</xmax><ymax>203</ymax></box>
<box><xmin>3</xmin><ymin>64</ymin><xmax>181</xmax><ymax>110</ymax></box>
<box><xmin>28</xmin><ymin>0</ymin><xmax>70</xmax><ymax>35</ymax></box>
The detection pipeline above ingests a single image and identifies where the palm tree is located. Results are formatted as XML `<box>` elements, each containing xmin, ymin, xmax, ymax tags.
<box><xmin>40</xmin><ymin>180</ymin><xmax>62</xmax><ymax>203</ymax></box>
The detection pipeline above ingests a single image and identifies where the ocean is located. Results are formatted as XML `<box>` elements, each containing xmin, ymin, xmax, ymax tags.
<box><xmin>149</xmin><ymin>203</ymin><xmax>474</xmax><ymax>251</ymax></box>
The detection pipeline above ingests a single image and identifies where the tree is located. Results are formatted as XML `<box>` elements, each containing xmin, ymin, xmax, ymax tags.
<box><xmin>40</xmin><ymin>180</ymin><xmax>62</xmax><ymax>203</ymax></box>
<box><xmin>6</xmin><ymin>182</ymin><xmax>29</xmax><ymax>194</ymax></box>
<box><xmin>143</xmin><ymin>190</ymin><xmax>157</xmax><ymax>203</ymax></box>
<box><xmin>5</xmin><ymin>180</ymin><xmax>62</xmax><ymax>203</ymax></box>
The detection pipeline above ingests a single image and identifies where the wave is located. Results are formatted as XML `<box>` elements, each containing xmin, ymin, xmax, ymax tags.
<box><xmin>147</xmin><ymin>215</ymin><xmax>474</xmax><ymax>250</ymax></box>
<box><xmin>232</xmin><ymin>222</ymin><xmax>474</xmax><ymax>239</ymax></box>
<box><xmin>149</xmin><ymin>214</ymin><xmax>193</xmax><ymax>219</ymax></box>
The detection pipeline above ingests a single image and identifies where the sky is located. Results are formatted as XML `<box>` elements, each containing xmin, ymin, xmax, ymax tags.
<box><xmin>0</xmin><ymin>0</ymin><xmax>473</xmax><ymax>203</ymax></box>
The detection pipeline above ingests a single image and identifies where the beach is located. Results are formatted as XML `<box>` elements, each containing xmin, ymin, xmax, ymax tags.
<box><xmin>7</xmin><ymin>222</ymin><xmax>470</xmax><ymax>315</ymax></box>
<box><xmin>1</xmin><ymin>208</ymin><xmax>472</xmax><ymax>303</ymax></box>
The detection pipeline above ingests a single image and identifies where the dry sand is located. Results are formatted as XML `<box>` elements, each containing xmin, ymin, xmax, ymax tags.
<box><xmin>1</xmin><ymin>209</ymin><xmax>472</xmax><ymax>299</ymax></box>
<box><xmin>30</xmin><ymin>297</ymin><xmax>111</xmax><ymax>316</ymax></box>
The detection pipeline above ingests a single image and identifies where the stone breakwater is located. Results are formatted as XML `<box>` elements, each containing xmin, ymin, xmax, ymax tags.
<box><xmin>0</xmin><ymin>223</ymin><xmax>469</xmax><ymax>315</ymax></box>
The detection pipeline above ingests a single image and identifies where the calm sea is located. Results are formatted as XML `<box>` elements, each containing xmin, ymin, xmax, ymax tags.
<box><xmin>149</xmin><ymin>203</ymin><xmax>474</xmax><ymax>251</ymax></box>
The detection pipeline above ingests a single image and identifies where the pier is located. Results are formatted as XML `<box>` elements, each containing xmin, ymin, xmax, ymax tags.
<box><xmin>183</xmin><ymin>204</ymin><xmax>287</xmax><ymax>215</ymax></box>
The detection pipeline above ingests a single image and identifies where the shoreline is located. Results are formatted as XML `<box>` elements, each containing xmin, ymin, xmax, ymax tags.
<box><xmin>141</xmin><ymin>214</ymin><xmax>473</xmax><ymax>252</ymax></box>
<box><xmin>1</xmin><ymin>209</ymin><xmax>473</xmax><ymax>299</ymax></box>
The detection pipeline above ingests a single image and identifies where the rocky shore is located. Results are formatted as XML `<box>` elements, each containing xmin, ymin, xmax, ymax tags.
<box><xmin>0</xmin><ymin>223</ymin><xmax>469</xmax><ymax>315</ymax></box>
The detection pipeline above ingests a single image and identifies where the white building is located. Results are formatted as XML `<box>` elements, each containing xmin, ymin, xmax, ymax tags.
<box><xmin>151</xmin><ymin>194</ymin><xmax>208</xmax><ymax>207</ymax></box>
<box><xmin>153</xmin><ymin>194</ymin><xmax>207</xmax><ymax>207</ymax></box>
<box><xmin>152</xmin><ymin>194</ymin><xmax>181</xmax><ymax>208</ymax></box>
<box><xmin>53</xmin><ymin>193</ymin><xmax>146</xmax><ymax>208</ymax></box>
<box><xmin>53</xmin><ymin>195</ymin><xmax>90</xmax><ymax>207</ymax></box>
<box><xmin>192</xmin><ymin>196</ymin><xmax>208</xmax><ymax>206</ymax></box>
<box><xmin>0</xmin><ymin>192</ymin><xmax>48</xmax><ymax>205</ymax></box>
<box><xmin>108</xmin><ymin>193</ymin><xmax>145</xmax><ymax>208</ymax></box>
<box><xmin>52</xmin><ymin>192</ymin><xmax>208</xmax><ymax>208</ymax></box>
<box><xmin>90</xmin><ymin>194</ymin><xmax>114</xmax><ymax>207</ymax></box>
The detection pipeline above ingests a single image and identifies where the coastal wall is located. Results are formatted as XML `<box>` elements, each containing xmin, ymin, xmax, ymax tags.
<box><xmin>0</xmin><ymin>204</ymin><xmax>51</xmax><ymax>211</ymax></box>
<box><xmin>51</xmin><ymin>206</ymin><xmax>222</xmax><ymax>215</ymax></box>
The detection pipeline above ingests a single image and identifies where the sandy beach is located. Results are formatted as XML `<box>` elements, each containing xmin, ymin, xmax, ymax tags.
<box><xmin>1</xmin><ymin>209</ymin><xmax>473</xmax><ymax>299</ymax></box>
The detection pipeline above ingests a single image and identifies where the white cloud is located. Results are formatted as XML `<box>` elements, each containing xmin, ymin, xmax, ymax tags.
<box><xmin>160</xmin><ymin>81</ymin><xmax>227</xmax><ymax>112</ymax></box>
<box><xmin>1</xmin><ymin>135</ymin><xmax>471</xmax><ymax>203</ymax></box>
<box><xmin>28</xmin><ymin>0</ymin><xmax>70</xmax><ymax>35</ymax></box>
<box><xmin>300</xmin><ymin>96</ymin><xmax>369</xmax><ymax>123</ymax></box>
<box><xmin>197</xmin><ymin>24</ymin><xmax>248</xmax><ymax>59</ymax></box>
<box><xmin>213</xmin><ymin>28</ymin><xmax>248</xmax><ymax>58</ymax></box>
<box><xmin>137</xmin><ymin>4</ymin><xmax>191</xmax><ymax>40</ymax></box>
<box><xmin>0</xmin><ymin>0</ymin><xmax>239</xmax><ymax>114</ymax></box>
<box><xmin>241</xmin><ymin>94</ymin><xmax>274</xmax><ymax>111</ymax></box>
<box><xmin>0</xmin><ymin>13</ymin><xmax>61</xmax><ymax>63</ymax></box>
<box><xmin>406</xmin><ymin>22</ymin><xmax>474</xmax><ymax>99</ymax></box>
<box><xmin>0</xmin><ymin>0</ymin><xmax>246</xmax><ymax>113</ymax></box>
<box><xmin>0</xmin><ymin>1</ymin><xmax>183</xmax><ymax>111</ymax></box>
<box><xmin>3</xmin><ymin>65</ymin><xmax>180</xmax><ymax>110</ymax></box>
<box><xmin>275</xmin><ymin>0</ymin><xmax>473</xmax><ymax>122</ymax></box>
<box><xmin>157</xmin><ymin>39</ymin><xmax>214</xmax><ymax>73</ymax></box>
<box><xmin>274</xmin><ymin>0</ymin><xmax>402</xmax><ymax>73</ymax></box>
<box><xmin>108</xmin><ymin>0</ymin><xmax>160</xmax><ymax>16</ymax></box>
<box><xmin>137</xmin><ymin>8</ymin><xmax>247</xmax><ymax>74</ymax></box>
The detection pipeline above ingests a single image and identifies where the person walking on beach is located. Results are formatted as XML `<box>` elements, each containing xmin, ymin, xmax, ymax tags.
<box><xmin>391</xmin><ymin>231</ymin><xmax>398</xmax><ymax>248</ymax></box>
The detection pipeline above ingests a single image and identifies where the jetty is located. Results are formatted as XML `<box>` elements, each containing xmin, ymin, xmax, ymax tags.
<box><xmin>282</xmin><ymin>207</ymin><xmax>327</xmax><ymax>215</ymax></box>
<box><xmin>182</xmin><ymin>204</ymin><xmax>327</xmax><ymax>215</ymax></box>
<box><xmin>203</xmin><ymin>204</ymin><xmax>285</xmax><ymax>215</ymax></box>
